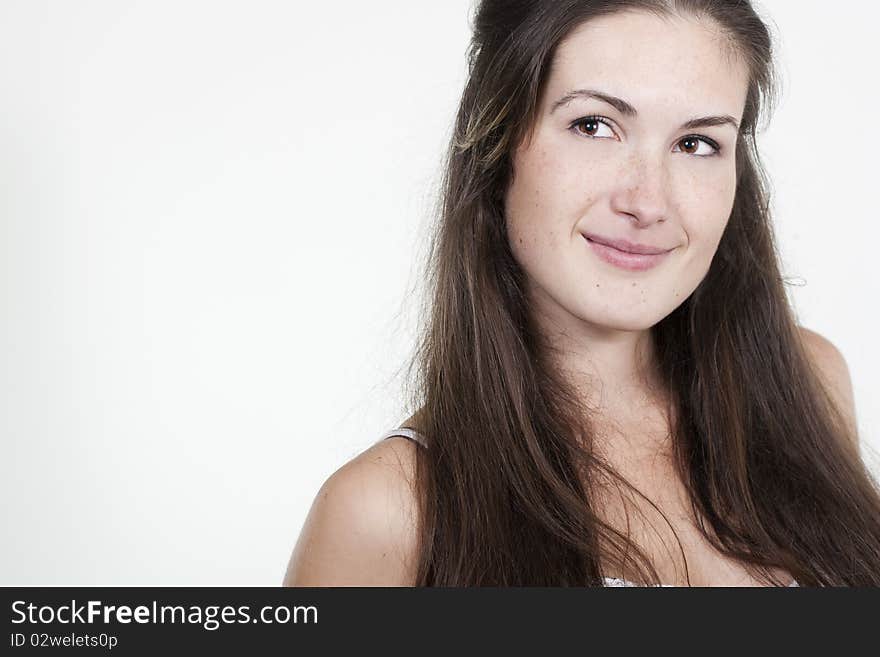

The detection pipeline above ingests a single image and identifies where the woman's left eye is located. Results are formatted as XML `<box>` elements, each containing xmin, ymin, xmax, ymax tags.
<box><xmin>673</xmin><ymin>136</ymin><xmax>720</xmax><ymax>157</ymax></box>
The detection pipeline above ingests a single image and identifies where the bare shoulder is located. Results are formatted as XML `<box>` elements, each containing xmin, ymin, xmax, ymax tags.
<box><xmin>282</xmin><ymin>436</ymin><xmax>422</xmax><ymax>587</ymax></box>
<box><xmin>797</xmin><ymin>326</ymin><xmax>859</xmax><ymax>443</ymax></box>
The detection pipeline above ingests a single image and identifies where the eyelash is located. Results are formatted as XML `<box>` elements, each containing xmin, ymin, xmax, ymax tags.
<box><xmin>569</xmin><ymin>114</ymin><xmax>722</xmax><ymax>157</ymax></box>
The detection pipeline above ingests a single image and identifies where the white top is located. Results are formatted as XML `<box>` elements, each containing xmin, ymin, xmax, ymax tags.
<box><xmin>603</xmin><ymin>577</ymin><xmax>673</xmax><ymax>587</ymax></box>
<box><xmin>379</xmin><ymin>427</ymin><xmax>428</xmax><ymax>448</ymax></box>
<box><xmin>602</xmin><ymin>576</ymin><xmax>799</xmax><ymax>587</ymax></box>
<box><xmin>381</xmin><ymin>428</ymin><xmax>800</xmax><ymax>588</ymax></box>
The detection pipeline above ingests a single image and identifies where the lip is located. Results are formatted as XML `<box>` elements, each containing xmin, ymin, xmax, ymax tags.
<box><xmin>581</xmin><ymin>233</ymin><xmax>674</xmax><ymax>272</ymax></box>
<box><xmin>581</xmin><ymin>233</ymin><xmax>673</xmax><ymax>255</ymax></box>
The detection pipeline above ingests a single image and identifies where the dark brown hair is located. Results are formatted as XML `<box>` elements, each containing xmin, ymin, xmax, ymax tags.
<box><xmin>400</xmin><ymin>0</ymin><xmax>880</xmax><ymax>586</ymax></box>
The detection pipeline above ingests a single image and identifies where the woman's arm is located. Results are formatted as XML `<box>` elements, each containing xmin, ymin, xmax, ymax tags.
<box><xmin>282</xmin><ymin>437</ymin><xmax>421</xmax><ymax>586</ymax></box>
<box><xmin>798</xmin><ymin>325</ymin><xmax>859</xmax><ymax>449</ymax></box>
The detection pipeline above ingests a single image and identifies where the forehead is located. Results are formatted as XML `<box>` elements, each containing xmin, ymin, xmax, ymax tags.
<box><xmin>545</xmin><ymin>10</ymin><xmax>750</xmax><ymax>116</ymax></box>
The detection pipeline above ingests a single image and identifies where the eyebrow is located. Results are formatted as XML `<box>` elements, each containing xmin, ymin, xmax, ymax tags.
<box><xmin>550</xmin><ymin>88</ymin><xmax>741</xmax><ymax>132</ymax></box>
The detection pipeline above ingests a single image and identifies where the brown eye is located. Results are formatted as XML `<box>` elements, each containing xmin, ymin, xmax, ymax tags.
<box><xmin>674</xmin><ymin>135</ymin><xmax>720</xmax><ymax>157</ymax></box>
<box><xmin>577</xmin><ymin>119</ymin><xmax>600</xmax><ymax>136</ymax></box>
<box><xmin>680</xmin><ymin>137</ymin><xmax>699</xmax><ymax>154</ymax></box>
<box><xmin>571</xmin><ymin>117</ymin><xmax>615</xmax><ymax>139</ymax></box>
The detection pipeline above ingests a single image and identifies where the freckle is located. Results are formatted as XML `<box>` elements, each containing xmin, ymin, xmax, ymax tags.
<box><xmin>595</xmin><ymin>283</ymin><xmax>600</xmax><ymax>288</ymax></box>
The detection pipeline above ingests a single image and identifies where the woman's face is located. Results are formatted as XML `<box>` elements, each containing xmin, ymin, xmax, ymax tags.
<box><xmin>505</xmin><ymin>10</ymin><xmax>751</xmax><ymax>334</ymax></box>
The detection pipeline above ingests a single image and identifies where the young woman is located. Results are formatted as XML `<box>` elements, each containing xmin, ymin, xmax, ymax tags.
<box><xmin>284</xmin><ymin>0</ymin><xmax>880</xmax><ymax>587</ymax></box>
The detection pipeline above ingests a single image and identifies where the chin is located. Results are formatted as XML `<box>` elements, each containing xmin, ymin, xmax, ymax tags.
<box><xmin>577</xmin><ymin>309</ymin><xmax>664</xmax><ymax>333</ymax></box>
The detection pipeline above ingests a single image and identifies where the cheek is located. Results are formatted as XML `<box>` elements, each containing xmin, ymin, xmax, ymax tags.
<box><xmin>505</xmin><ymin>145</ymin><xmax>604</xmax><ymax>258</ymax></box>
<box><xmin>505</xmin><ymin>152</ymin><xmax>559</xmax><ymax>259</ymax></box>
<box><xmin>676</xmin><ymin>174</ymin><xmax>736</xmax><ymax>283</ymax></box>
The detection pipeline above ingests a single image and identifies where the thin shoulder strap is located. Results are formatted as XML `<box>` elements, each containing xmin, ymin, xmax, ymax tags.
<box><xmin>379</xmin><ymin>426</ymin><xmax>428</xmax><ymax>449</ymax></box>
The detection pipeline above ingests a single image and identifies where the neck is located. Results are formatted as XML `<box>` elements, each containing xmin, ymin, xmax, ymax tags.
<box><xmin>532</xmin><ymin>301</ymin><xmax>666</xmax><ymax>412</ymax></box>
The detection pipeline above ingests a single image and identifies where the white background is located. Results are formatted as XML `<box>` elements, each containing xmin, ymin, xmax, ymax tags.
<box><xmin>2</xmin><ymin>1</ymin><xmax>877</xmax><ymax>585</ymax></box>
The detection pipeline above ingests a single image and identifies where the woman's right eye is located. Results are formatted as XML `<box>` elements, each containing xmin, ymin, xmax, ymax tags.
<box><xmin>570</xmin><ymin>116</ymin><xmax>617</xmax><ymax>139</ymax></box>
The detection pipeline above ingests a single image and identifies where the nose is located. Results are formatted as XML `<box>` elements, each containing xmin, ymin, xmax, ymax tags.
<box><xmin>609</xmin><ymin>154</ymin><xmax>671</xmax><ymax>227</ymax></box>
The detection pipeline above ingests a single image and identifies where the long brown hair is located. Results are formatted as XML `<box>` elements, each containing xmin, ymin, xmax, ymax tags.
<box><xmin>400</xmin><ymin>0</ymin><xmax>880</xmax><ymax>586</ymax></box>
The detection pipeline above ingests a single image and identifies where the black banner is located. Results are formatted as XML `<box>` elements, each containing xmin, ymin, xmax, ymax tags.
<box><xmin>2</xmin><ymin>587</ymin><xmax>876</xmax><ymax>653</ymax></box>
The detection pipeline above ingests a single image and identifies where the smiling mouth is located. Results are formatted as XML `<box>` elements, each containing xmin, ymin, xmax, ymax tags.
<box><xmin>582</xmin><ymin>234</ymin><xmax>674</xmax><ymax>272</ymax></box>
<box><xmin>581</xmin><ymin>233</ymin><xmax>673</xmax><ymax>255</ymax></box>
